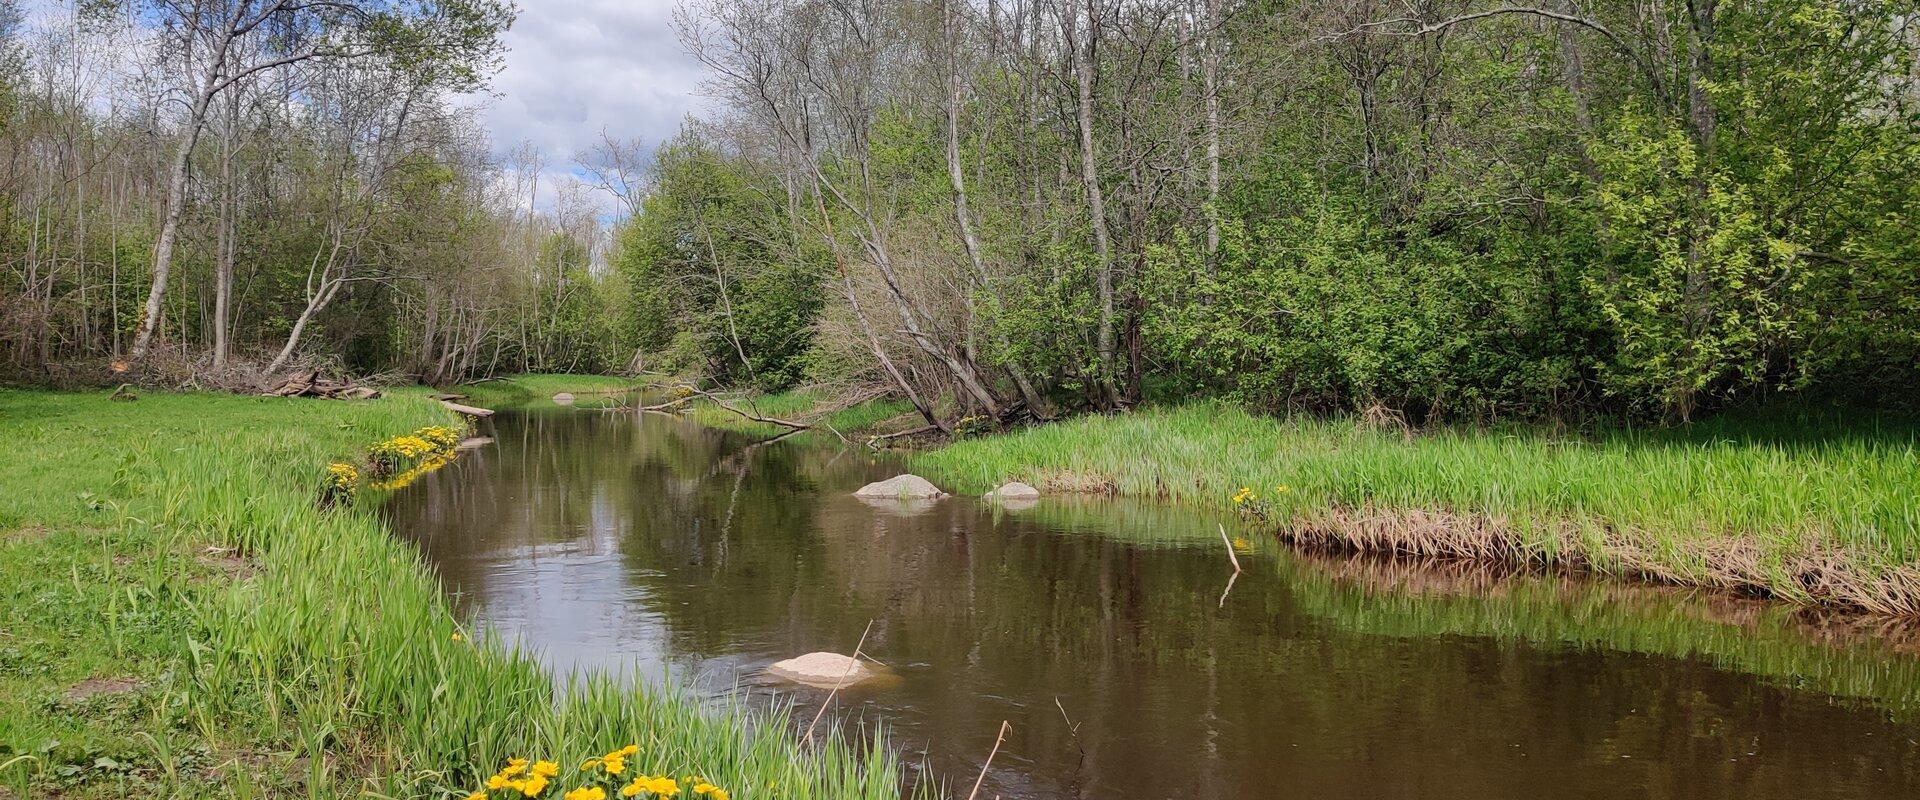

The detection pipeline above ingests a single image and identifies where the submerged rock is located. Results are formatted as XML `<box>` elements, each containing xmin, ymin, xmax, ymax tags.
<box><xmin>853</xmin><ymin>474</ymin><xmax>946</xmax><ymax>499</ymax></box>
<box><xmin>984</xmin><ymin>481</ymin><xmax>1041</xmax><ymax>500</ymax></box>
<box><xmin>766</xmin><ymin>652</ymin><xmax>879</xmax><ymax>688</ymax></box>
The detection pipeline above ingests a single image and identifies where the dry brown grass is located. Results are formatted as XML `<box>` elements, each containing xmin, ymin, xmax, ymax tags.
<box><xmin>1280</xmin><ymin>506</ymin><xmax>1920</xmax><ymax>615</ymax></box>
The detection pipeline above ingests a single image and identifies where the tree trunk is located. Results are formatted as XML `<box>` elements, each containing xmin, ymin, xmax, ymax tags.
<box><xmin>130</xmin><ymin>87</ymin><xmax>215</xmax><ymax>362</ymax></box>
<box><xmin>1202</xmin><ymin>0</ymin><xmax>1222</xmax><ymax>266</ymax></box>
<box><xmin>1063</xmin><ymin>0</ymin><xmax>1123</xmax><ymax>408</ymax></box>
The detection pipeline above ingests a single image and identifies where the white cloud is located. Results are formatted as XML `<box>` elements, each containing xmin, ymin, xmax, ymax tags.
<box><xmin>473</xmin><ymin>0</ymin><xmax>710</xmax><ymax>213</ymax></box>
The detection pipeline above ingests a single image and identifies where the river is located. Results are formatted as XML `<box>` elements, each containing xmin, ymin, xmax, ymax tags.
<box><xmin>381</xmin><ymin>402</ymin><xmax>1920</xmax><ymax>799</ymax></box>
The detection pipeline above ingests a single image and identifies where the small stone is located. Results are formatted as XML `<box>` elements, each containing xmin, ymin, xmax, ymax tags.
<box><xmin>853</xmin><ymin>474</ymin><xmax>946</xmax><ymax>499</ymax></box>
<box><xmin>553</xmin><ymin>392</ymin><xmax>576</xmax><ymax>405</ymax></box>
<box><xmin>766</xmin><ymin>652</ymin><xmax>878</xmax><ymax>688</ymax></box>
<box><xmin>984</xmin><ymin>481</ymin><xmax>1040</xmax><ymax>500</ymax></box>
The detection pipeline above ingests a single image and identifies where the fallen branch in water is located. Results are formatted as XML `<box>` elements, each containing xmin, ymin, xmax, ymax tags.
<box><xmin>1219</xmin><ymin>523</ymin><xmax>1244</xmax><ymax>574</ymax></box>
<box><xmin>637</xmin><ymin>395</ymin><xmax>695</xmax><ymax>413</ymax></box>
<box><xmin>804</xmin><ymin>620</ymin><xmax>874</xmax><ymax>746</ymax></box>
<box><xmin>966</xmin><ymin>720</ymin><xmax>1011</xmax><ymax>800</ymax></box>
<box><xmin>676</xmin><ymin>384</ymin><xmax>813</xmax><ymax>430</ymax></box>
<box><xmin>864</xmin><ymin>424</ymin><xmax>940</xmax><ymax>449</ymax></box>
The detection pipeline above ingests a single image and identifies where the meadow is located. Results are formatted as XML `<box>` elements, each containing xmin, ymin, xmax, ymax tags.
<box><xmin>912</xmin><ymin>403</ymin><xmax>1920</xmax><ymax>613</ymax></box>
<box><xmin>0</xmin><ymin>386</ymin><xmax>906</xmax><ymax>798</ymax></box>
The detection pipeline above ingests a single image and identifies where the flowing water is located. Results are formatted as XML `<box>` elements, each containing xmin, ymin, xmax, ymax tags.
<box><xmin>383</xmin><ymin>404</ymin><xmax>1920</xmax><ymax>799</ymax></box>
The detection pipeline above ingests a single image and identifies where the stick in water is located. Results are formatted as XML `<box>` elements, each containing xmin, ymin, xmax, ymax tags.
<box><xmin>804</xmin><ymin>619</ymin><xmax>874</xmax><ymax>745</ymax></box>
<box><xmin>1218</xmin><ymin>523</ymin><xmax>1244</xmax><ymax>573</ymax></box>
<box><xmin>966</xmin><ymin>721</ymin><xmax>1011</xmax><ymax>800</ymax></box>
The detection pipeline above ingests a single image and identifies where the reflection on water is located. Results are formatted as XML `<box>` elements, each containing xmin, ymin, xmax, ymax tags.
<box><xmin>383</xmin><ymin>408</ymin><xmax>1920</xmax><ymax>799</ymax></box>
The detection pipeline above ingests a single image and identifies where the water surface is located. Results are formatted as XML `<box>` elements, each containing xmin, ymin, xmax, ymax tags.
<box><xmin>383</xmin><ymin>406</ymin><xmax>1920</xmax><ymax>799</ymax></box>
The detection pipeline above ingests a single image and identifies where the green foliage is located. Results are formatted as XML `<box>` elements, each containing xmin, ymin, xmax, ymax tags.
<box><xmin>611</xmin><ymin>133</ymin><xmax>825</xmax><ymax>390</ymax></box>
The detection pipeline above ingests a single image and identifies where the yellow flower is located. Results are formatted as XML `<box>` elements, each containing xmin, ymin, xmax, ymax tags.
<box><xmin>517</xmin><ymin>775</ymin><xmax>549</xmax><ymax>797</ymax></box>
<box><xmin>1276</xmin><ymin>484</ymin><xmax>1290</xmax><ymax>493</ymax></box>
<box><xmin>619</xmin><ymin>745</ymin><xmax>639</xmax><ymax>756</ymax></box>
<box><xmin>564</xmin><ymin>789</ymin><xmax>607</xmax><ymax>800</ymax></box>
<box><xmin>621</xmin><ymin>776</ymin><xmax>679</xmax><ymax>797</ymax></box>
<box><xmin>604</xmin><ymin>756</ymin><xmax>627</xmax><ymax>775</ymax></box>
<box><xmin>467</xmin><ymin>793</ymin><xmax>487</xmax><ymax>800</ymax></box>
<box><xmin>451</xmin><ymin>631</ymin><xmax>465</xmax><ymax>641</ymax></box>
<box><xmin>488</xmin><ymin>774</ymin><xmax>510</xmax><ymax>790</ymax></box>
<box><xmin>531</xmin><ymin>761</ymin><xmax>560</xmax><ymax>778</ymax></box>
<box><xmin>502</xmin><ymin>759</ymin><xmax>529</xmax><ymax>777</ymax></box>
<box><xmin>693</xmin><ymin>781</ymin><xmax>729</xmax><ymax>800</ymax></box>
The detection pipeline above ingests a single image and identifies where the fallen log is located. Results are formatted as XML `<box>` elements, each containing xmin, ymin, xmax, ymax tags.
<box><xmin>675</xmin><ymin>384</ymin><xmax>813</xmax><ymax>432</ymax></box>
<box><xmin>261</xmin><ymin>370</ymin><xmax>383</xmax><ymax>400</ymax></box>
<box><xmin>439</xmin><ymin>399</ymin><xmax>495</xmax><ymax>417</ymax></box>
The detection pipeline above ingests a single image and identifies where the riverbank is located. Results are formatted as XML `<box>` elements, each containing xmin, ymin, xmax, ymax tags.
<box><xmin>566</xmin><ymin>384</ymin><xmax>1920</xmax><ymax>613</ymax></box>
<box><xmin>911</xmin><ymin>403</ymin><xmax>1920</xmax><ymax>614</ymax></box>
<box><xmin>0</xmin><ymin>386</ymin><xmax>905</xmax><ymax>797</ymax></box>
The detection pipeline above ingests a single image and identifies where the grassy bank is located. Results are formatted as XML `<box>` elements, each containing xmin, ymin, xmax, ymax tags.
<box><xmin>0</xmin><ymin>387</ymin><xmax>904</xmax><ymax>798</ymax></box>
<box><xmin>912</xmin><ymin>403</ymin><xmax>1920</xmax><ymax>614</ymax></box>
<box><xmin>457</xmin><ymin>373</ymin><xmax>644</xmax><ymax>408</ymax></box>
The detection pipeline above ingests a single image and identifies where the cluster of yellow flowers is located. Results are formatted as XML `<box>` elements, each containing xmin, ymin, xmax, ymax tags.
<box><xmin>370</xmin><ymin>454</ymin><xmax>453</xmax><ymax>491</ymax></box>
<box><xmin>475</xmin><ymin>758</ymin><xmax>561</xmax><ymax>799</ymax></box>
<box><xmin>1231</xmin><ymin>484</ymin><xmax>1290</xmax><ymax>504</ymax></box>
<box><xmin>418</xmin><ymin>425</ymin><xmax>463</xmax><ymax>450</ymax></box>
<box><xmin>323</xmin><ymin>461</ymin><xmax>361</xmax><ymax>505</ymax></box>
<box><xmin>463</xmin><ymin>750</ymin><xmax>728</xmax><ymax>800</ymax></box>
<box><xmin>326</xmin><ymin>461</ymin><xmax>360</xmax><ymax>487</ymax></box>
<box><xmin>355</xmin><ymin>424</ymin><xmax>466</xmax><ymax>491</ymax></box>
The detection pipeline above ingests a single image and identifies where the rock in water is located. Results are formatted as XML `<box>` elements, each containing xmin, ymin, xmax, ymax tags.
<box><xmin>984</xmin><ymin>481</ymin><xmax>1041</xmax><ymax>499</ymax></box>
<box><xmin>853</xmin><ymin>474</ymin><xmax>946</xmax><ymax>499</ymax></box>
<box><xmin>552</xmin><ymin>392</ymin><xmax>575</xmax><ymax>406</ymax></box>
<box><xmin>766</xmin><ymin>652</ymin><xmax>877</xmax><ymax>688</ymax></box>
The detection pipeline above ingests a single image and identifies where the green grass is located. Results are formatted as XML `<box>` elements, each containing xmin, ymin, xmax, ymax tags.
<box><xmin>912</xmin><ymin>402</ymin><xmax>1920</xmax><ymax>609</ymax></box>
<box><xmin>457</xmin><ymin>373</ymin><xmax>644</xmax><ymax>408</ymax></box>
<box><xmin>0</xmin><ymin>387</ymin><xmax>908</xmax><ymax>798</ymax></box>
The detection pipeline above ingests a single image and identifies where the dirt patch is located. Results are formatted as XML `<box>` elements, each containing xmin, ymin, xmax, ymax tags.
<box><xmin>2</xmin><ymin>525</ymin><xmax>51</xmax><ymax>544</ymax></box>
<box><xmin>1037</xmin><ymin>470</ymin><xmax>1118</xmax><ymax>495</ymax></box>
<box><xmin>196</xmin><ymin>554</ymin><xmax>258</xmax><ymax>580</ymax></box>
<box><xmin>63</xmin><ymin>676</ymin><xmax>142</xmax><ymax>703</ymax></box>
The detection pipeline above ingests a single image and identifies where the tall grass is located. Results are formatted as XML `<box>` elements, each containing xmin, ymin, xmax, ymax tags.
<box><xmin>0</xmin><ymin>388</ymin><xmax>910</xmax><ymax>798</ymax></box>
<box><xmin>913</xmin><ymin>402</ymin><xmax>1920</xmax><ymax>609</ymax></box>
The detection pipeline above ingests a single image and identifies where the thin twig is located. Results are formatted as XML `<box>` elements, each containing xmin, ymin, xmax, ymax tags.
<box><xmin>804</xmin><ymin>619</ymin><xmax>874</xmax><ymax>745</ymax></box>
<box><xmin>1219</xmin><ymin>524</ymin><xmax>1244</xmax><ymax>573</ymax></box>
<box><xmin>677</xmin><ymin>383</ymin><xmax>815</xmax><ymax>431</ymax></box>
<box><xmin>966</xmin><ymin>721</ymin><xmax>1011</xmax><ymax>800</ymax></box>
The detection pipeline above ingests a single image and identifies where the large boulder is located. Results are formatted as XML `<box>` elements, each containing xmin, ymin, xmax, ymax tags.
<box><xmin>853</xmin><ymin>474</ymin><xmax>946</xmax><ymax>499</ymax></box>
<box><xmin>766</xmin><ymin>652</ymin><xmax>879</xmax><ymax>688</ymax></box>
<box><xmin>984</xmin><ymin>481</ymin><xmax>1040</xmax><ymax>500</ymax></box>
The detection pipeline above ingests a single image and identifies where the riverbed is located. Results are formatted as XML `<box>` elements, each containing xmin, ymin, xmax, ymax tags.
<box><xmin>382</xmin><ymin>403</ymin><xmax>1920</xmax><ymax>799</ymax></box>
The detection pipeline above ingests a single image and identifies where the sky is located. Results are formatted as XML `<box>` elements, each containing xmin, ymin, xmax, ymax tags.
<box><xmin>476</xmin><ymin>1</ymin><xmax>709</xmax><ymax>213</ymax></box>
<box><xmin>19</xmin><ymin>0</ymin><xmax>709</xmax><ymax>215</ymax></box>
